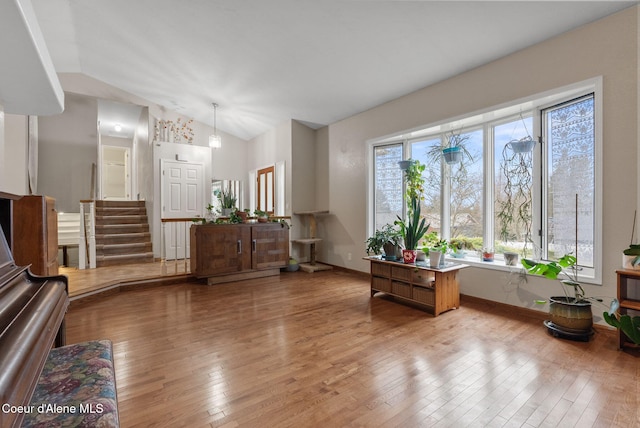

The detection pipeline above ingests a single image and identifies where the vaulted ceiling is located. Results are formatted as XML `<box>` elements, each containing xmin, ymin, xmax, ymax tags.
<box><xmin>30</xmin><ymin>0</ymin><xmax>638</xmax><ymax>141</ymax></box>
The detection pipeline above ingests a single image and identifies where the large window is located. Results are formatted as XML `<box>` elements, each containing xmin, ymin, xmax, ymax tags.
<box><xmin>369</xmin><ymin>81</ymin><xmax>600</xmax><ymax>281</ymax></box>
<box><xmin>543</xmin><ymin>95</ymin><xmax>595</xmax><ymax>268</ymax></box>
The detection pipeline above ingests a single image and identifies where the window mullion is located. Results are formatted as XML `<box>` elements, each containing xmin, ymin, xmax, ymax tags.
<box><xmin>484</xmin><ymin>123</ymin><xmax>493</xmax><ymax>251</ymax></box>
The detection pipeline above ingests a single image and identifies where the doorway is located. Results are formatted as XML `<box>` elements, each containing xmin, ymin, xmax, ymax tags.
<box><xmin>101</xmin><ymin>145</ymin><xmax>131</xmax><ymax>200</ymax></box>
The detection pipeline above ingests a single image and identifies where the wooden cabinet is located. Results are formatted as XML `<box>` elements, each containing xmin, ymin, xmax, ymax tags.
<box><xmin>190</xmin><ymin>223</ymin><xmax>289</xmax><ymax>284</ymax></box>
<box><xmin>12</xmin><ymin>195</ymin><xmax>58</xmax><ymax>276</ymax></box>
<box><xmin>368</xmin><ymin>257</ymin><xmax>467</xmax><ymax>316</ymax></box>
<box><xmin>615</xmin><ymin>269</ymin><xmax>640</xmax><ymax>349</ymax></box>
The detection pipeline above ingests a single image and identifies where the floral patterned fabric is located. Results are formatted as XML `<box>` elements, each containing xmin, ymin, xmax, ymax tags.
<box><xmin>22</xmin><ymin>340</ymin><xmax>119</xmax><ymax>428</ymax></box>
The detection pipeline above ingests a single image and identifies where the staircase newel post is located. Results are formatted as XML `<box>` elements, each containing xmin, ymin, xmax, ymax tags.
<box><xmin>89</xmin><ymin>202</ymin><xmax>96</xmax><ymax>269</ymax></box>
<box><xmin>79</xmin><ymin>202</ymin><xmax>87</xmax><ymax>270</ymax></box>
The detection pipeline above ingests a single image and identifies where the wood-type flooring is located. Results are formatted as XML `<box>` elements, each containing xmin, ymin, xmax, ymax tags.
<box><xmin>66</xmin><ymin>270</ymin><xmax>640</xmax><ymax>427</ymax></box>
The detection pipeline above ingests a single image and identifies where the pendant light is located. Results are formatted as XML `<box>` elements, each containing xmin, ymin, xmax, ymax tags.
<box><xmin>209</xmin><ymin>103</ymin><xmax>222</xmax><ymax>149</ymax></box>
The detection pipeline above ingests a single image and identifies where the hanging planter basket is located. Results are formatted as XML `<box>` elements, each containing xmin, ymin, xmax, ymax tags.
<box><xmin>507</xmin><ymin>137</ymin><xmax>535</xmax><ymax>153</ymax></box>
<box><xmin>398</xmin><ymin>160</ymin><xmax>414</xmax><ymax>170</ymax></box>
<box><xmin>442</xmin><ymin>147</ymin><xmax>463</xmax><ymax>165</ymax></box>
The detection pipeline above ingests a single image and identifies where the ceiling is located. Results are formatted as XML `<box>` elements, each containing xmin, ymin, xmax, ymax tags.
<box><xmin>30</xmin><ymin>0</ymin><xmax>638</xmax><ymax>141</ymax></box>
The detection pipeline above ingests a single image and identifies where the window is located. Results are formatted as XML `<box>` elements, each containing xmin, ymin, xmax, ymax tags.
<box><xmin>369</xmin><ymin>80</ymin><xmax>601</xmax><ymax>282</ymax></box>
<box><xmin>542</xmin><ymin>94</ymin><xmax>595</xmax><ymax>268</ymax></box>
<box><xmin>373</xmin><ymin>144</ymin><xmax>403</xmax><ymax>231</ymax></box>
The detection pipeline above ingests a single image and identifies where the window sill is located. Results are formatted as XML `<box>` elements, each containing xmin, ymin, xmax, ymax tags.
<box><xmin>447</xmin><ymin>255</ymin><xmax>600</xmax><ymax>285</ymax></box>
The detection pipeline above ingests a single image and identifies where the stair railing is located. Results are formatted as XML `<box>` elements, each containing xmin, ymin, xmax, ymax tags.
<box><xmin>160</xmin><ymin>218</ymin><xmax>193</xmax><ymax>276</ymax></box>
<box><xmin>78</xmin><ymin>200</ymin><xmax>96</xmax><ymax>270</ymax></box>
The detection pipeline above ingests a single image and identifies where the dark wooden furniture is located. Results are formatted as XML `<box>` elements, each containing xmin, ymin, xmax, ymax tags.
<box><xmin>12</xmin><ymin>195</ymin><xmax>58</xmax><ymax>276</ymax></box>
<box><xmin>615</xmin><ymin>269</ymin><xmax>640</xmax><ymax>349</ymax></box>
<box><xmin>190</xmin><ymin>223</ymin><xmax>289</xmax><ymax>284</ymax></box>
<box><xmin>367</xmin><ymin>257</ymin><xmax>468</xmax><ymax>316</ymax></box>
<box><xmin>0</xmin><ymin>225</ymin><xmax>68</xmax><ymax>428</ymax></box>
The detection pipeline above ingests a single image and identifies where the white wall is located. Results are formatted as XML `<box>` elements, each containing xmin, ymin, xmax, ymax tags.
<box><xmin>3</xmin><ymin>114</ymin><xmax>29</xmax><ymax>194</ymax></box>
<box><xmin>320</xmin><ymin>7</ymin><xmax>639</xmax><ymax>321</ymax></box>
<box><xmin>38</xmin><ymin>92</ymin><xmax>98</xmax><ymax>213</ymax></box>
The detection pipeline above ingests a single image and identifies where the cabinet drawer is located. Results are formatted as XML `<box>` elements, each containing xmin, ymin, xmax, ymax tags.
<box><xmin>413</xmin><ymin>286</ymin><xmax>435</xmax><ymax>306</ymax></box>
<box><xmin>391</xmin><ymin>266</ymin><xmax>411</xmax><ymax>281</ymax></box>
<box><xmin>372</xmin><ymin>276</ymin><xmax>391</xmax><ymax>293</ymax></box>
<box><xmin>412</xmin><ymin>269</ymin><xmax>434</xmax><ymax>287</ymax></box>
<box><xmin>371</xmin><ymin>262</ymin><xmax>390</xmax><ymax>277</ymax></box>
<box><xmin>391</xmin><ymin>281</ymin><xmax>412</xmax><ymax>298</ymax></box>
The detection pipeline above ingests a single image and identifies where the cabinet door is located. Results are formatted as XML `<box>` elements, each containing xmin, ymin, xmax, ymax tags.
<box><xmin>191</xmin><ymin>225</ymin><xmax>251</xmax><ymax>276</ymax></box>
<box><xmin>251</xmin><ymin>225</ymin><xmax>289</xmax><ymax>270</ymax></box>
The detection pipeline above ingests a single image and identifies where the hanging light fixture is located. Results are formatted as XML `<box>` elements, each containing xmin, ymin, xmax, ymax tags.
<box><xmin>209</xmin><ymin>103</ymin><xmax>222</xmax><ymax>149</ymax></box>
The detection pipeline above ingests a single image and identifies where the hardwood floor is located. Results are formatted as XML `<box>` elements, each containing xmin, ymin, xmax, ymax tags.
<box><xmin>66</xmin><ymin>270</ymin><xmax>640</xmax><ymax>427</ymax></box>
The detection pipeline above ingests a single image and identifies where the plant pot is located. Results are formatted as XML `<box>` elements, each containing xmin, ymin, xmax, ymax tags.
<box><xmin>402</xmin><ymin>249</ymin><xmax>417</xmax><ymax>264</ymax></box>
<box><xmin>221</xmin><ymin>208</ymin><xmax>233</xmax><ymax>217</ymax></box>
<box><xmin>622</xmin><ymin>254</ymin><xmax>640</xmax><ymax>270</ymax></box>
<box><xmin>548</xmin><ymin>296</ymin><xmax>593</xmax><ymax>332</ymax></box>
<box><xmin>442</xmin><ymin>147</ymin><xmax>463</xmax><ymax>165</ymax></box>
<box><xmin>504</xmin><ymin>251</ymin><xmax>518</xmax><ymax>266</ymax></box>
<box><xmin>429</xmin><ymin>250</ymin><xmax>443</xmax><ymax>268</ymax></box>
<box><xmin>383</xmin><ymin>242</ymin><xmax>401</xmax><ymax>261</ymax></box>
<box><xmin>398</xmin><ymin>160</ymin><xmax>413</xmax><ymax>170</ymax></box>
<box><xmin>507</xmin><ymin>138</ymin><xmax>535</xmax><ymax>153</ymax></box>
<box><xmin>236</xmin><ymin>210</ymin><xmax>248</xmax><ymax>223</ymax></box>
<box><xmin>482</xmin><ymin>251</ymin><xmax>494</xmax><ymax>262</ymax></box>
<box><xmin>257</xmin><ymin>216</ymin><xmax>268</xmax><ymax>223</ymax></box>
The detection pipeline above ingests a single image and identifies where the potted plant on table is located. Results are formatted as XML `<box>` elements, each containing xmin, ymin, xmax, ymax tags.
<box><xmin>428</xmin><ymin>239</ymin><xmax>448</xmax><ymax>268</ymax></box>
<box><xmin>219</xmin><ymin>190</ymin><xmax>237</xmax><ymax>216</ymax></box>
<box><xmin>396</xmin><ymin>197</ymin><xmax>429</xmax><ymax>264</ymax></box>
<box><xmin>365</xmin><ymin>224</ymin><xmax>403</xmax><ymax>261</ymax></box>
<box><xmin>521</xmin><ymin>254</ymin><xmax>603</xmax><ymax>341</ymax></box>
<box><xmin>254</xmin><ymin>209</ymin><xmax>269</xmax><ymax>223</ymax></box>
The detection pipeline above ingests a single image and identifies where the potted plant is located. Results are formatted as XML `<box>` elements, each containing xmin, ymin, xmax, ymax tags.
<box><xmin>429</xmin><ymin>239</ymin><xmax>448</xmax><ymax>268</ymax></box>
<box><xmin>236</xmin><ymin>208</ymin><xmax>250</xmax><ymax>223</ymax></box>
<box><xmin>365</xmin><ymin>224</ymin><xmax>402</xmax><ymax>261</ymax></box>
<box><xmin>427</xmin><ymin>130</ymin><xmax>473</xmax><ymax>166</ymax></box>
<box><xmin>521</xmin><ymin>254</ymin><xmax>603</xmax><ymax>340</ymax></box>
<box><xmin>254</xmin><ymin>209</ymin><xmax>269</xmax><ymax>223</ymax></box>
<box><xmin>506</xmin><ymin>135</ymin><xmax>536</xmax><ymax>153</ymax></box>
<box><xmin>219</xmin><ymin>190</ymin><xmax>237</xmax><ymax>216</ymax></box>
<box><xmin>396</xmin><ymin>197</ymin><xmax>429</xmax><ymax>264</ymax></box>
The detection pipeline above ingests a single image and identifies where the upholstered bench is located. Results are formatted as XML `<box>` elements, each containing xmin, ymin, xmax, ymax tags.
<box><xmin>21</xmin><ymin>339</ymin><xmax>120</xmax><ymax>428</ymax></box>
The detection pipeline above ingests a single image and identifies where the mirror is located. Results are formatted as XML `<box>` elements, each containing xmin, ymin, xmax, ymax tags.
<box><xmin>211</xmin><ymin>179</ymin><xmax>242</xmax><ymax>215</ymax></box>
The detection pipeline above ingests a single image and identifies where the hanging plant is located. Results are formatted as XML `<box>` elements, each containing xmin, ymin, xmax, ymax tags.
<box><xmin>497</xmin><ymin>135</ymin><xmax>533</xmax><ymax>256</ymax></box>
<box><xmin>426</xmin><ymin>130</ymin><xmax>473</xmax><ymax>167</ymax></box>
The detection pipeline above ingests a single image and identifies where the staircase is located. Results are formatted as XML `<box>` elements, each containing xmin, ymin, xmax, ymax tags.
<box><xmin>94</xmin><ymin>200</ymin><xmax>153</xmax><ymax>267</ymax></box>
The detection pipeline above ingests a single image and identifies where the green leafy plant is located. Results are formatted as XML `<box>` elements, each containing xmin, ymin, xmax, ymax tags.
<box><xmin>521</xmin><ymin>254</ymin><xmax>602</xmax><ymax>304</ymax></box>
<box><xmin>396</xmin><ymin>197</ymin><xmax>429</xmax><ymax>250</ymax></box>
<box><xmin>603</xmin><ymin>299</ymin><xmax>640</xmax><ymax>345</ymax></box>
<box><xmin>254</xmin><ymin>209</ymin><xmax>268</xmax><ymax>218</ymax></box>
<box><xmin>426</xmin><ymin>130</ymin><xmax>473</xmax><ymax>164</ymax></box>
<box><xmin>219</xmin><ymin>190</ymin><xmax>237</xmax><ymax>209</ymax></box>
<box><xmin>365</xmin><ymin>224</ymin><xmax>402</xmax><ymax>255</ymax></box>
<box><xmin>403</xmin><ymin>159</ymin><xmax>426</xmax><ymax>210</ymax></box>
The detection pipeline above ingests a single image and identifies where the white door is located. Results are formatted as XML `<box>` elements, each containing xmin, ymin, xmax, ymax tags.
<box><xmin>161</xmin><ymin>160</ymin><xmax>204</xmax><ymax>259</ymax></box>
<box><xmin>102</xmin><ymin>146</ymin><xmax>131</xmax><ymax>200</ymax></box>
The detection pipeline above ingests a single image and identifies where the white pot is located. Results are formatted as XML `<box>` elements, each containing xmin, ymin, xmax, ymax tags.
<box><xmin>429</xmin><ymin>250</ymin><xmax>443</xmax><ymax>268</ymax></box>
<box><xmin>622</xmin><ymin>254</ymin><xmax>640</xmax><ymax>270</ymax></box>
